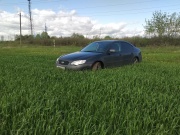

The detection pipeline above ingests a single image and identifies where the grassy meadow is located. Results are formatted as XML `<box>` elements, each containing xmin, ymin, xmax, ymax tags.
<box><xmin>0</xmin><ymin>45</ymin><xmax>180</xmax><ymax>134</ymax></box>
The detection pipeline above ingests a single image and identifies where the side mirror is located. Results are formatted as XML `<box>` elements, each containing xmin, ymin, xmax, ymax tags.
<box><xmin>109</xmin><ymin>49</ymin><xmax>116</xmax><ymax>53</ymax></box>
<box><xmin>107</xmin><ymin>49</ymin><xmax>116</xmax><ymax>55</ymax></box>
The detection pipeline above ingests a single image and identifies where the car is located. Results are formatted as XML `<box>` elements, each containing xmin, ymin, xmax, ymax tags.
<box><xmin>56</xmin><ymin>40</ymin><xmax>142</xmax><ymax>70</ymax></box>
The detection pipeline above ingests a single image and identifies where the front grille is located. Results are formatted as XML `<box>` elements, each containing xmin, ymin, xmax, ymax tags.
<box><xmin>59</xmin><ymin>60</ymin><xmax>69</xmax><ymax>65</ymax></box>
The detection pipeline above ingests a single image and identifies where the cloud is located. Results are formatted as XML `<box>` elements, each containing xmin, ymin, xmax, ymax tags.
<box><xmin>0</xmin><ymin>9</ymin><xmax>143</xmax><ymax>40</ymax></box>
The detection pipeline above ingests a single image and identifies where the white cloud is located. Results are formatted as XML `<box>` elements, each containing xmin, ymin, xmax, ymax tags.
<box><xmin>0</xmin><ymin>9</ymin><xmax>144</xmax><ymax>40</ymax></box>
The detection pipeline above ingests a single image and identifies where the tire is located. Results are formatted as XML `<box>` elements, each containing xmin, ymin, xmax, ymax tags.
<box><xmin>133</xmin><ymin>57</ymin><xmax>139</xmax><ymax>64</ymax></box>
<box><xmin>92</xmin><ymin>62</ymin><xmax>102</xmax><ymax>71</ymax></box>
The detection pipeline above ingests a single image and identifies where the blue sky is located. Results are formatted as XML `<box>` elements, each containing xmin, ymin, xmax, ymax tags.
<box><xmin>1</xmin><ymin>0</ymin><xmax>180</xmax><ymax>39</ymax></box>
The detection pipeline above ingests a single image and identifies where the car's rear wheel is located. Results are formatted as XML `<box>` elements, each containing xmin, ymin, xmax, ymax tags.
<box><xmin>92</xmin><ymin>62</ymin><xmax>102</xmax><ymax>71</ymax></box>
<box><xmin>133</xmin><ymin>57</ymin><xmax>139</xmax><ymax>64</ymax></box>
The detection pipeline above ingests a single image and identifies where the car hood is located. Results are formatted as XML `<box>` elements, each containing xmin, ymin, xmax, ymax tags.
<box><xmin>60</xmin><ymin>51</ymin><xmax>102</xmax><ymax>61</ymax></box>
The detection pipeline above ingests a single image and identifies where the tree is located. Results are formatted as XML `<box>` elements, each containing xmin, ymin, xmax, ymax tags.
<box><xmin>71</xmin><ymin>33</ymin><xmax>84</xmax><ymax>39</ymax></box>
<box><xmin>144</xmin><ymin>11</ymin><xmax>167</xmax><ymax>37</ymax></box>
<box><xmin>144</xmin><ymin>11</ymin><xmax>180</xmax><ymax>37</ymax></box>
<box><xmin>104</xmin><ymin>35</ymin><xmax>112</xmax><ymax>40</ymax></box>
<box><xmin>41</xmin><ymin>32</ymin><xmax>50</xmax><ymax>39</ymax></box>
<box><xmin>167</xmin><ymin>12</ymin><xmax>180</xmax><ymax>37</ymax></box>
<box><xmin>35</xmin><ymin>34</ymin><xmax>41</xmax><ymax>39</ymax></box>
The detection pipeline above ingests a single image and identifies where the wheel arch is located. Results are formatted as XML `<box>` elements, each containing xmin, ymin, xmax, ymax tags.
<box><xmin>92</xmin><ymin>61</ymin><xmax>104</xmax><ymax>69</ymax></box>
<box><xmin>132</xmin><ymin>56</ymin><xmax>139</xmax><ymax>63</ymax></box>
<box><xmin>134</xmin><ymin>56</ymin><xmax>139</xmax><ymax>62</ymax></box>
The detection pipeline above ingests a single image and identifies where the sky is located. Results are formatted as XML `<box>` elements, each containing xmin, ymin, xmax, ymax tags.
<box><xmin>0</xmin><ymin>0</ymin><xmax>180</xmax><ymax>40</ymax></box>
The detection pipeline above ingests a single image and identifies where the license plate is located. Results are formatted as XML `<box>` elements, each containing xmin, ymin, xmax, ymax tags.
<box><xmin>57</xmin><ymin>66</ymin><xmax>65</xmax><ymax>70</ymax></box>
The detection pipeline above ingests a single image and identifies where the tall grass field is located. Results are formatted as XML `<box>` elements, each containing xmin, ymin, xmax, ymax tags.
<box><xmin>0</xmin><ymin>45</ymin><xmax>180</xmax><ymax>135</ymax></box>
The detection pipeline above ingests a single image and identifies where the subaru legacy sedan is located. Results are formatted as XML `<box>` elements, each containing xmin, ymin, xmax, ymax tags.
<box><xmin>56</xmin><ymin>40</ymin><xmax>142</xmax><ymax>70</ymax></box>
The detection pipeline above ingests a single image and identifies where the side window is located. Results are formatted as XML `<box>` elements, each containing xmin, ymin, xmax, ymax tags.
<box><xmin>110</xmin><ymin>42</ymin><xmax>121</xmax><ymax>52</ymax></box>
<box><xmin>121</xmin><ymin>42</ymin><xmax>133</xmax><ymax>53</ymax></box>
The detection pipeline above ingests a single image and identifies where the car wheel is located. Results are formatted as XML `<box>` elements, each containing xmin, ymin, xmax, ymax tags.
<box><xmin>92</xmin><ymin>62</ymin><xmax>102</xmax><ymax>71</ymax></box>
<box><xmin>133</xmin><ymin>57</ymin><xmax>139</xmax><ymax>64</ymax></box>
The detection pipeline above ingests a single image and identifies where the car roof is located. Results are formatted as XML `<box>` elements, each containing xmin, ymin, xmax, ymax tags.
<box><xmin>96</xmin><ymin>40</ymin><xmax>127</xmax><ymax>42</ymax></box>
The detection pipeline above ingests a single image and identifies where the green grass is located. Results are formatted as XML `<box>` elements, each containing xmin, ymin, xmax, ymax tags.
<box><xmin>0</xmin><ymin>45</ymin><xmax>180</xmax><ymax>135</ymax></box>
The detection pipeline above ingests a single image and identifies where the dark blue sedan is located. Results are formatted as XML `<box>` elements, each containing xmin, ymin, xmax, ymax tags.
<box><xmin>56</xmin><ymin>40</ymin><xmax>142</xmax><ymax>70</ymax></box>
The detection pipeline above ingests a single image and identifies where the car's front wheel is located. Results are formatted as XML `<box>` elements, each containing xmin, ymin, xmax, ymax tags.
<box><xmin>92</xmin><ymin>62</ymin><xmax>102</xmax><ymax>71</ymax></box>
<box><xmin>133</xmin><ymin>57</ymin><xmax>139</xmax><ymax>64</ymax></box>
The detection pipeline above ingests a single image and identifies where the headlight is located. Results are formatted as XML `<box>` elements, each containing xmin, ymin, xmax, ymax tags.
<box><xmin>56</xmin><ymin>58</ymin><xmax>59</xmax><ymax>62</ymax></box>
<box><xmin>71</xmin><ymin>60</ymin><xmax>86</xmax><ymax>66</ymax></box>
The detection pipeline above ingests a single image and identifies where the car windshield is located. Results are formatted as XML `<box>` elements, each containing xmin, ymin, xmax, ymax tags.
<box><xmin>81</xmin><ymin>41</ymin><xmax>110</xmax><ymax>53</ymax></box>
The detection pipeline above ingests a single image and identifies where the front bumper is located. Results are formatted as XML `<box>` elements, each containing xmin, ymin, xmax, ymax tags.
<box><xmin>56</xmin><ymin>62</ymin><xmax>92</xmax><ymax>70</ymax></box>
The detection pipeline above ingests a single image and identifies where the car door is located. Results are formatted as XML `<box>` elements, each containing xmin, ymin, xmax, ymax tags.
<box><xmin>104</xmin><ymin>42</ymin><xmax>123</xmax><ymax>67</ymax></box>
<box><xmin>120</xmin><ymin>41</ymin><xmax>134</xmax><ymax>65</ymax></box>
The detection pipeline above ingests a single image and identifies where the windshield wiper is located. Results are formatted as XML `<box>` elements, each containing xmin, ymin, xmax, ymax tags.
<box><xmin>82</xmin><ymin>51</ymin><xmax>94</xmax><ymax>52</ymax></box>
